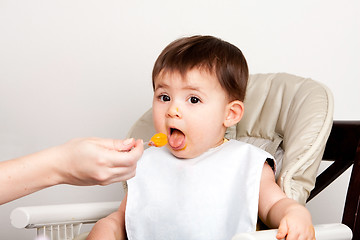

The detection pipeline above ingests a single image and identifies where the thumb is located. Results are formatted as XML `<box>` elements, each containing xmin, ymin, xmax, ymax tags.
<box><xmin>113</xmin><ymin>138</ymin><xmax>136</xmax><ymax>151</ymax></box>
<box><xmin>95</xmin><ymin>138</ymin><xmax>136</xmax><ymax>151</ymax></box>
<box><xmin>276</xmin><ymin>218</ymin><xmax>288</xmax><ymax>239</ymax></box>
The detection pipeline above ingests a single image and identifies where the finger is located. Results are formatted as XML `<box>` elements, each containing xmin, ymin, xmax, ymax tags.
<box><xmin>94</xmin><ymin>138</ymin><xmax>136</xmax><ymax>151</ymax></box>
<box><xmin>122</xmin><ymin>139</ymin><xmax>144</xmax><ymax>161</ymax></box>
<box><xmin>99</xmin><ymin>167</ymin><xmax>137</xmax><ymax>185</ymax></box>
<box><xmin>108</xmin><ymin>171</ymin><xmax>137</xmax><ymax>184</ymax></box>
<box><xmin>105</xmin><ymin>141</ymin><xmax>144</xmax><ymax>181</ymax></box>
<box><xmin>276</xmin><ymin>219</ymin><xmax>288</xmax><ymax>239</ymax></box>
<box><xmin>309</xmin><ymin>225</ymin><xmax>316</xmax><ymax>240</ymax></box>
<box><xmin>105</xmin><ymin>141</ymin><xmax>143</xmax><ymax>168</ymax></box>
<box><xmin>113</xmin><ymin>138</ymin><xmax>136</xmax><ymax>151</ymax></box>
<box><xmin>301</xmin><ymin>225</ymin><xmax>315</xmax><ymax>240</ymax></box>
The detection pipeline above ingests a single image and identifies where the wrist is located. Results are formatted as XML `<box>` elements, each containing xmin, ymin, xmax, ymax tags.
<box><xmin>38</xmin><ymin>144</ymin><xmax>69</xmax><ymax>186</ymax></box>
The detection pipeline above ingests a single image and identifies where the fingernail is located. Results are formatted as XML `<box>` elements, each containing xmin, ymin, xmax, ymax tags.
<box><xmin>124</xmin><ymin>138</ymin><xmax>134</xmax><ymax>145</ymax></box>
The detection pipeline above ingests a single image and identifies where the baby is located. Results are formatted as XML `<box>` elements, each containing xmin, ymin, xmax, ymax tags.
<box><xmin>87</xmin><ymin>35</ymin><xmax>315</xmax><ymax>240</ymax></box>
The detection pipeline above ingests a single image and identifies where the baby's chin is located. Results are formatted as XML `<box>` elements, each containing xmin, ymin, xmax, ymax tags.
<box><xmin>169</xmin><ymin>139</ymin><xmax>226</xmax><ymax>159</ymax></box>
<box><xmin>168</xmin><ymin>145</ymin><xmax>203</xmax><ymax>159</ymax></box>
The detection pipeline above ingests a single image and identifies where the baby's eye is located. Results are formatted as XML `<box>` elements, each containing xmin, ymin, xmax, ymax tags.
<box><xmin>159</xmin><ymin>94</ymin><xmax>171</xmax><ymax>102</ymax></box>
<box><xmin>188</xmin><ymin>96</ymin><xmax>201</xmax><ymax>104</ymax></box>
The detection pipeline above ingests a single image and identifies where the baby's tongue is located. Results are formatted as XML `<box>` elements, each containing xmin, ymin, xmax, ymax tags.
<box><xmin>169</xmin><ymin>129</ymin><xmax>185</xmax><ymax>149</ymax></box>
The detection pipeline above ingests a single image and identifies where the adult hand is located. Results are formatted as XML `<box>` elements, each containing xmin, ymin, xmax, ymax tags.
<box><xmin>0</xmin><ymin>137</ymin><xmax>144</xmax><ymax>205</ymax></box>
<box><xmin>58</xmin><ymin>137</ymin><xmax>143</xmax><ymax>186</ymax></box>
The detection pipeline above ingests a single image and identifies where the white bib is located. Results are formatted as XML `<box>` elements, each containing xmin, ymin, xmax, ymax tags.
<box><xmin>126</xmin><ymin>139</ymin><xmax>273</xmax><ymax>240</ymax></box>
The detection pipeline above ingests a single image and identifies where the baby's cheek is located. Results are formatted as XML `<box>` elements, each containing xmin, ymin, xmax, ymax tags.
<box><xmin>153</xmin><ymin>120</ymin><xmax>165</xmax><ymax>133</ymax></box>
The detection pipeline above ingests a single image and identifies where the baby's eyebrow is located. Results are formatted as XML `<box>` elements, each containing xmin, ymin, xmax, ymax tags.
<box><xmin>154</xmin><ymin>83</ymin><xmax>169</xmax><ymax>91</ymax></box>
<box><xmin>183</xmin><ymin>85</ymin><xmax>200</xmax><ymax>92</ymax></box>
<box><xmin>154</xmin><ymin>82</ymin><xmax>202</xmax><ymax>94</ymax></box>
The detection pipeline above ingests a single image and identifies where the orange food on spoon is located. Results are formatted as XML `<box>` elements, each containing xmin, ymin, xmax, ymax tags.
<box><xmin>148</xmin><ymin>133</ymin><xmax>168</xmax><ymax>147</ymax></box>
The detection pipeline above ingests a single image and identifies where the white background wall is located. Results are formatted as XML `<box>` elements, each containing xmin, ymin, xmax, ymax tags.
<box><xmin>1</xmin><ymin>0</ymin><xmax>359</xmax><ymax>239</ymax></box>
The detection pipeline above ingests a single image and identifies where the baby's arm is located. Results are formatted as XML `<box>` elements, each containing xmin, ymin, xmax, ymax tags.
<box><xmin>258</xmin><ymin>164</ymin><xmax>315</xmax><ymax>240</ymax></box>
<box><xmin>87</xmin><ymin>194</ymin><xmax>128</xmax><ymax>240</ymax></box>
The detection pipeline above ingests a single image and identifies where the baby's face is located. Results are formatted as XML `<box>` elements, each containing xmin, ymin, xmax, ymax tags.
<box><xmin>152</xmin><ymin>68</ymin><xmax>230</xmax><ymax>159</ymax></box>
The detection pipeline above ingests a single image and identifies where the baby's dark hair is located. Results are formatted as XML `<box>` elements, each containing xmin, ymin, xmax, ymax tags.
<box><xmin>152</xmin><ymin>35</ymin><xmax>249</xmax><ymax>101</ymax></box>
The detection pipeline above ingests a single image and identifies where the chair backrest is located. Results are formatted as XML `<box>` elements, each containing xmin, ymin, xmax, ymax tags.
<box><xmin>308</xmin><ymin>121</ymin><xmax>360</xmax><ymax>239</ymax></box>
<box><xmin>127</xmin><ymin>72</ymin><xmax>334</xmax><ymax>205</ymax></box>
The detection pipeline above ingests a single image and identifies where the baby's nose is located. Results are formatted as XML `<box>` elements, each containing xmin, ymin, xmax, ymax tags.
<box><xmin>167</xmin><ymin>105</ymin><xmax>181</xmax><ymax>118</ymax></box>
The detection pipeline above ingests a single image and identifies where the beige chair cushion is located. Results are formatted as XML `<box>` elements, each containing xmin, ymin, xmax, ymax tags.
<box><xmin>126</xmin><ymin>73</ymin><xmax>333</xmax><ymax>205</ymax></box>
<box><xmin>237</xmin><ymin>73</ymin><xmax>333</xmax><ymax>204</ymax></box>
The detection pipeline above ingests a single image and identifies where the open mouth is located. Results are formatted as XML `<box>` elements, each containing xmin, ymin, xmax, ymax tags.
<box><xmin>168</xmin><ymin>127</ymin><xmax>186</xmax><ymax>150</ymax></box>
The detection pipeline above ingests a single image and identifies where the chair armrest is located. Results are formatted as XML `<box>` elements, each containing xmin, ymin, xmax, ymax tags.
<box><xmin>10</xmin><ymin>201</ymin><xmax>120</xmax><ymax>229</ymax></box>
<box><xmin>232</xmin><ymin>223</ymin><xmax>352</xmax><ymax>240</ymax></box>
<box><xmin>11</xmin><ymin>202</ymin><xmax>352</xmax><ymax>240</ymax></box>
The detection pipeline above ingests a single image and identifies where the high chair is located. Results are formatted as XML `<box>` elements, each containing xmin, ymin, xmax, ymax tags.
<box><xmin>10</xmin><ymin>73</ymin><xmax>357</xmax><ymax>240</ymax></box>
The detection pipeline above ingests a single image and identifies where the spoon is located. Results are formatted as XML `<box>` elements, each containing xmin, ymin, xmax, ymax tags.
<box><xmin>144</xmin><ymin>133</ymin><xmax>168</xmax><ymax>147</ymax></box>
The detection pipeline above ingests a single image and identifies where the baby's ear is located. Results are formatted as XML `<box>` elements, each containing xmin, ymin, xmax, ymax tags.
<box><xmin>224</xmin><ymin>100</ymin><xmax>244</xmax><ymax>127</ymax></box>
